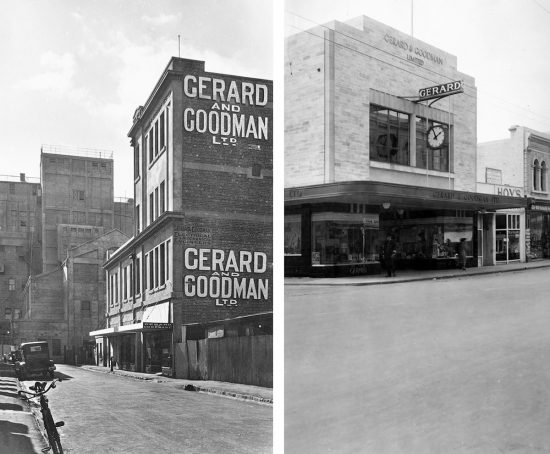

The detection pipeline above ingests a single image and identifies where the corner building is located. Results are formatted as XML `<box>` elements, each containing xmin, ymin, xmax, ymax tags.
<box><xmin>93</xmin><ymin>58</ymin><xmax>272</xmax><ymax>386</ymax></box>
<box><xmin>285</xmin><ymin>16</ymin><xmax>525</xmax><ymax>276</ymax></box>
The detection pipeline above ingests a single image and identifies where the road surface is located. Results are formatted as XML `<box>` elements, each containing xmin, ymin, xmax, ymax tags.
<box><xmin>22</xmin><ymin>365</ymin><xmax>271</xmax><ymax>454</ymax></box>
<box><xmin>285</xmin><ymin>268</ymin><xmax>550</xmax><ymax>453</ymax></box>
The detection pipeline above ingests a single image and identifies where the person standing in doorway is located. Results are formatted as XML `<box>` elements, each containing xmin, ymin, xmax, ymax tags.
<box><xmin>458</xmin><ymin>238</ymin><xmax>467</xmax><ymax>270</ymax></box>
<box><xmin>383</xmin><ymin>234</ymin><xmax>397</xmax><ymax>277</ymax></box>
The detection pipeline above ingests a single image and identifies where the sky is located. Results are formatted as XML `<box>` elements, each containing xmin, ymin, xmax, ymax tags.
<box><xmin>1</xmin><ymin>0</ymin><xmax>273</xmax><ymax>197</ymax></box>
<box><xmin>285</xmin><ymin>0</ymin><xmax>550</xmax><ymax>144</ymax></box>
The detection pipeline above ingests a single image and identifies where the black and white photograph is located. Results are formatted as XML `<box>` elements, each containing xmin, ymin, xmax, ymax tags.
<box><xmin>284</xmin><ymin>0</ymin><xmax>550</xmax><ymax>453</ymax></box>
<box><xmin>1</xmin><ymin>1</ymin><xmax>273</xmax><ymax>453</ymax></box>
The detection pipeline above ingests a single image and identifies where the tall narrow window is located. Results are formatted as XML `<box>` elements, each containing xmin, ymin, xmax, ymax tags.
<box><xmin>134</xmin><ymin>142</ymin><xmax>141</xmax><ymax>179</ymax></box>
<box><xmin>160</xmin><ymin>243</ymin><xmax>166</xmax><ymax>285</ymax></box>
<box><xmin>160</xmin><ymin>181</ymin><xmax>165</xmax><ymax>214</ymax></box>
<box><xmin>149</xmin><ymin>192</ymin><xmax>154</xmax><ymax>224</ymax></box>
<box><xmin>135</xmin><ymin>257</ymin><xmax>141</xmax><ymax>295</ymax></box>
<box><xmin>541</xmin><ymin>161</ymin><xmax>547</xmax><ymax>192</ymax></box>
<box><xmin>534</xmin><ymin>159</ymin><xmax>540</xmax><ymax>190</ymax></box>
<box><xmin>154</xmin><ymin>120</ymin><xmax>159</xmax><ymax>157</ymax></box>
<box><xmin>160</xmin><ymin>111</ymin><xmax>166</xmax><ymax>150</ymax></box>
<box><xmin>154</xmin><ymin>247</ymin><xmax>159</xmax><ymax>288</ymax></box>
<box><xmin>149</xmin><ymin>253</ymin><xmax>154</xmax><ymax>290</ymax></box>
<box><xmin>136</xmin><ymin>205</ymin><xmax>141</xmax><ymax>233</ymax></box>
<box><xmin>147</xmin><ymin>133</ymin><xmax>153</xmax><ymax>164</ymax></box>
<box><xmin>155</xmin><ymin>187</ymin><xmax>159</xmax><ymax>219</ymax></box>
<box><xmin>166</xmin><ymin>240</ymin><xmax>170</xmax><ymax>282</ymax></box>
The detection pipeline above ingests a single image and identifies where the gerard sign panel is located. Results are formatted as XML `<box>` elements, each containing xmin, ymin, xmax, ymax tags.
<box><xmin>183</xmin><ymin>248</ymin><xmax>270</xmax><ymax>307</ymax></box>
<box><xmin>419</xmin><ymin>80</ymin><xmax>463</xmax><ymax>101</ymax></box>
<box><xmin>182</xmin><ymin>75</ymin><xmax>271</xmax><ymax>147</ymax></box>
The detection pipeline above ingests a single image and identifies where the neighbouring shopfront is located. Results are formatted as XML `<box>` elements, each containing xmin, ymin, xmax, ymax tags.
<box><xmin>285</xmin><ymin>181</ymin><xmax>527</xmax><ymax>277</ymax></box>
<box><xmin>527</xmin><ymin>202</ymin><xmax>550</xmax><ymax>259</ymax></box>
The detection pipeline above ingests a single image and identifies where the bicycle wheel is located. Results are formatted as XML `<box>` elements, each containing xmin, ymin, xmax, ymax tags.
<box><xmin>43</xmin><ymin>409</ymin><xmax>64</xmax><ymax>454</ymax></box>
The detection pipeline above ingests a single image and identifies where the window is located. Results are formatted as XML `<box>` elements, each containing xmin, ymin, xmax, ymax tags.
<box><xmin>136</xmin><ymin>205</ymin><xmax>141</xmax><ymax>233</ymax></box>
<box><xmin>534</xmin><ymin>159</ymin><xmax>540</xmax><ymax>191</ymax></box>
<box><xmin>159</xmin><ymin>243</ymin><xmax>165</xmax><ymax>284</ymax></box>
<box><xmin>155</xmin><ymin>187</ymin><xmax>159</xmax><ymax>219</ymax></box>
<box><xmin>160</xmin><ymin>181</ymin><xmax>165</xmax><ymax>214</ymax></box>
<box><xmin>123</xmin><ymin>267</ymin><xmax>128</xmax><ymax>300</ymax></box>
<box><xmin>147</xmin><ymin>239</ymin><xmax>171</xmax><ymax>291</ymax></box>
<box><xmin>149</xmin><ymin>192</ymin><xmax>154</xmax><ymax>224</ymax></box>
<box><xmin>311</xmin><ymin>212</ymin><xmax>379</xmax><ymax>264</ymax></box>
<box><xmin>81</xmin><ymin>301</ymin><xmax>91</xmax><ymax>317</ymax></box>
<box><xmin>135</xmin><ymin>257</ymin><xmax>141</xmax><ymax>295</ymax></box>
<box><xmin>134</xmin><ymin>142</ymin><xmax>141</xmax><ymax>179</ymax></box>
<box><xmin>160</xmin><ymin>112</ymin><xmax>166</xmax><ymax>150</ymax></box>
<box><xmin>370</xmin><ymin>105</ymin><xmax>409</xmax><ymax>165</ymax></box>
<box><xmin>9</xmin><ymin>183</ymin><xmax>15</xmax><ymax>194</ymax></box>
<box><xmin>496</xmin><ymin>213</ymin><xmax>521</xmax><ymax>262</ymax></box>
<box><xmin>285</xmin><ymin>215</ymin><xmax>302</xmax><ymax>256</ymax></box>
<box><xmin>73</xmin><ymin>190</ymin><xmax>85</xmax><ymax>200</ymax></box>
<box><xmin>4</xmin><ymin>308</ymin><xmax>12</xmax><ymax>319</ymax></box>
<box><xmin>147</xmin><ymin>133</ymin><xmax>153</xmax><ymax>164</ymax></box>
<box><xmin>52</xmin><ymin>339</ymin><xmax>61</xmax><ymax>356</ymax></box>
<box><xmin>14</xmin><ymin>309</ymin><xmax>21</xmax><ymax>320</ymax></box>
<box><xmin>541</xmin><ymin>161</ymin><xmax>547</xmax><ymax>192</ymax></box>
<box><xmin>114</xmin><ymin>273</ymin><xmax>119</xmax><ymax>303</ymax></box>
<box><xmin>416</xmin><ymin>119</ymin><xmax>449</xmax><ymax>172</ymax></box>
<box><xmin>149</xmin><ymin>253</ymin><xmax>154</xmax><ymax>290</ymax></box>
<box><xmin>8</xmin><ymin>278</ymin><xmax>15</xmax><ymax>291</ymax></box>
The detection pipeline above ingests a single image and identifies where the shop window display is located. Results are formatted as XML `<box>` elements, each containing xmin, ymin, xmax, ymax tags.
<box><xmin>380</xmin><ymin>210</ymin><xmax>473</xmax><ymax>266</ymax></box>
<box><xmin>284</xmin><ymin>214</ymin><xmax>301</xmax><ymax>256</ymax></box>
<box><xmin>529</xmin><ymin>212</ymin><xmax>550</xmax><ymax>259</ymax></box>
<box><xmin>311</xmin><ymin>212</ymin><xmax>379</xmax><ymax>265</ymax></box>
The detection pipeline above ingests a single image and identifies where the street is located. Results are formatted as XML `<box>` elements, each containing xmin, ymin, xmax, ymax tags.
<box><xmin>285</xmin><ymin>268</ymin><xmax>550</xmax><ymax>453</ymax></box>
<box><xmin>22</xmin><ymin>365</ymin><xmax>272</xmax><ymax>454</ymax></box>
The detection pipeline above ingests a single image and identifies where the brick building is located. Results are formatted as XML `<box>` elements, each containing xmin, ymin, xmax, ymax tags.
<box><xmin>0</xmin><ymin>174</ymin><xmax>42</xmax><ymax>346</ymax></box>
<box><xmin>92</xmin><ymin>57</ymin><xmax>273</xmax><ymax>386</ymax></box>
<box><xmin>284</xmin><ymin>16</ymin><xmax>527</xmax><ymax>277</ymax></box>
<box><xmin>4</xmin><ymin>146</ymin><xmax>133</xmax><ymax>361</ymax></box>
<box><xmin>477</xmin><ymin>125</ymin><xmax>550</xmax><ymax>262</ymax></box>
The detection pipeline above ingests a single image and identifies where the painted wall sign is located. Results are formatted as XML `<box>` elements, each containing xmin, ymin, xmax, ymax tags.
<box><xmin>496</xmin><ymin>186</ymin><xmax>523</xmax><ymax>197</ymax></box>
<box><xmin>183</xmin><ymin>248</ymin><xmax>270</xmax><ymax>307</ymax></box>
<box><xmin>174</xmin><ymin>223</ymin><xmax>212</xmax><ymax>246</ymax></box>
<box><xmin>182</xmin><ymin>75</ymin><xmax>271</xmax><ymax>146</ymax></box>
<box><xmin>419</xmin><ymin>80</ymin><xmax>463</xmax><ymax>101</ymax></box>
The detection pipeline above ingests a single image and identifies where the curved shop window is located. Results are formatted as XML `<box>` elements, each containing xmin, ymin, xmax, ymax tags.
<box><xmin>284</xmin><ymin>214</ymin><xmax>302</xmax><ymax>256</ymax></box>
<box><xmin>311</xmin><ymin>212</ymin><xmax>379</xmax><ymax>265</ymax></box>
<box><xmin>496</xmin><ymin>213</ymin><xmax>521</xmax><ymax>262</ymax></box>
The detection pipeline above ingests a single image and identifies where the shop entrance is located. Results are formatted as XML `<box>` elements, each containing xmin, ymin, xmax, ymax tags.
<box><xmin>143</xmin><ymin>330</ymin><xmax>172</xmax><ymax>373</ymax></box>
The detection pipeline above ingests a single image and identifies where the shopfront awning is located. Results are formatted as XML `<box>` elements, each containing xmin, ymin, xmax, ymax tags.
<box><xmin>285</xmin><ymin>181</ymin><xmax>528</xmax><ymax>211</ymax></box>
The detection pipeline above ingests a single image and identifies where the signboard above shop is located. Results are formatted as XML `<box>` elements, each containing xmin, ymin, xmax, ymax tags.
<box><xmin>418</xmin><ymin>80</ymin><xmax>463</xmax><ymax>101</ymax></box>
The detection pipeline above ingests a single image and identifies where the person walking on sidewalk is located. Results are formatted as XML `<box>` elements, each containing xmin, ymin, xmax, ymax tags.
<box><xmin>383</xmin><ymin>234</ymin><xmax>397</xmax><ymax>277</ymax></box>
<box><xmin>458</xmin><ymin>238</ymin><xmax>467</xmax><ymax>270</ymax></box>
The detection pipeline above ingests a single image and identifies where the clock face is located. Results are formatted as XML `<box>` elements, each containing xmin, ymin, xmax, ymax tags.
<box><xmin>427</xmin><ymin>125</ymin><xmax>446</xmax><ymax>149</ymax></box>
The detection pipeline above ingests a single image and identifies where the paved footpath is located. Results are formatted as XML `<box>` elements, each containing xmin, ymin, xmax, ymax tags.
<box><xmin>0</xmin><ymin>369</ymin><xmax>48</xmax><ymax>454</ymax></box>
<box><xmin>285</xmin><ymin>259</ymin><xmax>550</xmax><ymax>286</ymax></box>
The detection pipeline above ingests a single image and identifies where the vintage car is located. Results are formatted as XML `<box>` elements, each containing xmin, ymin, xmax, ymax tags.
<box><xmin>14</xmin><ymin>341</ymin><xmax>56</xmax><ymax>380</ymax></box>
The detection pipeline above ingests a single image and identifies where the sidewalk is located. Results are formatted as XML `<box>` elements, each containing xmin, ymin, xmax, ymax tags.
<box><xmin>0</xmin><ymin>367</ymin><xmax>48</xmax><ymax>454</ymax></box>
<box><xmin>285</xmin><ymin>259</ymin><xmax>550</xmax><ymax>286</ymax></box>
<box><xmin>80</xmin><ymin>365</ymin><xmax>273</xmax><ymax>405</ymax></box>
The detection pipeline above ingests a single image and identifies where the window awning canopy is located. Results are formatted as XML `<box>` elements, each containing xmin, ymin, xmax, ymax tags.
<box><xmin>285</xmin><ymin>181</ymin><xmax>527</xmax><ymax>211</ymax></box>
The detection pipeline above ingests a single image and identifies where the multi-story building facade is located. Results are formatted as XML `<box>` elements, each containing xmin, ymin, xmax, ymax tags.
<box><xmin>0</xmin><ymin>174</ymin><xmax>42</xmax><ymax>345</ymax></box>
<box><xmin>41</xmin><ymin>145</ymin><xmax>115</xmax><ymax>272</ymax></box>
<box><xmin>92</xmin><ymin>57</ymin><xmax>273</xmax><ymax>386</ymax></box>
<box><xmin>478</xmin><ymin>125</ymin><xmax>550</xmax><ymax>262</ymax></box>
<box><xmin>284</xmin><ymin>16</ymin><xmax>526</xmax><ymax>276</ymax></box>
<box><xmin>8</xmin><ymin>146</ymin><xmax>133</xmax><ymax>361</ymax></box>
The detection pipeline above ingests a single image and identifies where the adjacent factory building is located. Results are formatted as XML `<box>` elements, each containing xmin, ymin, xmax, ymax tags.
<box><xmin>284</xmin><ymin>15</ymin><xmax>526</xmax><ymax>277</ymax></box>
<box><xmin>92</xmin><ymin>57</ymin><xmax>273</xmax><ymax>387</ymax></box>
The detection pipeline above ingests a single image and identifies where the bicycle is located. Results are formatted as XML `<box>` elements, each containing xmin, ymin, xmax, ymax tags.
<box><xmin>19</xmin><ymin>379</ymin><xmax>65</xmax><ymax>454</ymax></box>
